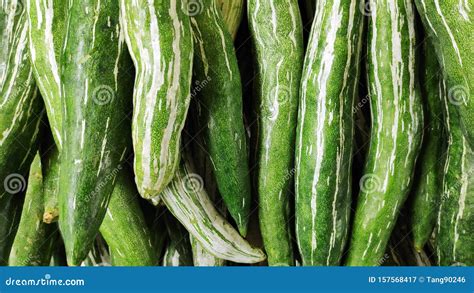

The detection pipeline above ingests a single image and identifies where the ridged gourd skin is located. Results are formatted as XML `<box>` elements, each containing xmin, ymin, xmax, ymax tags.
<box><xmin>295</xmin><ymin>0</ymin><xmax>364</xmax><ymax>266</ymax></box>
<box><xmin>120</xmin><ymin>0</ymin><xmax>194</xmax><ymax>199</ymax></box>
<box><xmin>163</xmin><ymin>213</ymin><xmax>193</xmax><ymax>267</ymax></box>
<box><xmin>0</xmin><ymin>0</ymin><xmax>43</xmax><ymax>265</ymax></box>
<box><xmin>247</xmin><ymin>0</ymin><xmax>304</xmax><ymax>266</ymax></box>
<box><xmin>346</xmin><ymin>0</ymin><xmax>424</xmax><ymax>266</ymax></box>
<box><xmin>59</xmin><ymin>0</ymin><xmax>134</xmax><ymax>266</ymax></box>
<box><xmin>159</xmin><ymin>157</ymin><xmax>266</xmax><ymax>264</ymax></box>
<box><xmin>415</xmin><ymin>0</ymin><xmax>474</xmax><ymax>266</ymax></box>
<box><xmin>190</xmin><ymin>0</ymin><xmax>251</xmax><ymax>236</ymax></box>
<box><xmin>9</xmin><ymin>155</ymin><xmax>58</xmax><ymax>266</ymax></box>
<box><xmin>100</xmin><ymin>168</ymin><xmax>157</xmax><ymax>266</ymax></box>
<box><xmin>409</xmin><ymin>39</ymin><xmax>446</xmax><ymax>252</ymax></box>
<box><xmin>216</xmin><ymin>0</ymin><xmax>244</xmax><ymax>39</ymax></box>
<box><xmin>26</xmin><ymin>0</ymin><xmax>67</xmax><ymax>149</ymax></box>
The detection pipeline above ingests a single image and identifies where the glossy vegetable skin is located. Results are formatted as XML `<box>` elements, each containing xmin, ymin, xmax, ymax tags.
<box><xmin>59</xmin><ymin>0</ymin><xmax>133</xmax><ymax>265</ymax></box>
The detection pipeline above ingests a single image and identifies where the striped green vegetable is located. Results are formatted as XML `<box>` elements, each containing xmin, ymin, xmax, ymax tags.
<box><xmin>190</xmin><ymin>0</ymin><xmax>251</xmax><ymax>236</ymax></box>
<box><xmin>120</xmin><ymin>0</ymin><xmax>194</xmax><ymax>199</ymax></box>
<box><xmin>0</xmin><ymin>0</ymin><xmax>43</xmax><ymax>264</ymax></box>
<box><xmin>415</xmin><ymin>0</ymin><xmax>473</xmax><ymax>147</ymax></box>
<box><xmin>26</xmin><ymin>0</ymin><xmax>67</xmax><ymax>149</ymax></box>
<box><xmin>100</xmin><ymin>168</ymin><xmax>157</xmax><ymax>266</ymax></box>
<box><xmin>163</xmin><ymin>212</ymin><xmax>193</xmax><ymax>266</ymax></box>
<box><xmin>415</xmin><ymin>0</ymin><xmax>474</xmax><ymax>267</ymax></box>
<box><xmin>159</xmin><ymin>158</ymin><xmax>266</xmax><ymax>264</ymax></box>
<box><xmin>295</xmin><ymin>0</ymin><xmax>364</xmax><ymax>266</ymax></box>
<box><xmin>410</xmin><ymin>39</ymin><xmax>446</xmax><ymax>252</ymax></box>
<box><xmin>9</xmin><ymin>155</ymin><xmax>58</xmax><ymax>266</ymax></box>
<box><xmin>437</xmin><ymin>88</ymin><xmax>474</xmax><ymax>266</ymax></box>
<box><xmin>346</xmin><ymin>0</ymin><xmax>423</xmax><ymax>266</ymax></box>
<box><xmin>248</xmin><ymin>0</ymin><xmax>304</xmax><ymax>266</ymax></box>
<box><xmin>27</xmin><ymin>0</ymin><xmax>65</xmax><ymax>225</ymax></box>
<box><xmin>190</xmin><ymin>236</ymin><xmax>226</xmax><ymax>266</ymax></box>
<box><xmin>59</xmin><ymin>0</ymin><xmax>133</xmax><ymax>265</ymax></box>
<box><xmin>216</xmin><ymin>0</ymin><xmax>244</xmax><ymax>39</ymax></box>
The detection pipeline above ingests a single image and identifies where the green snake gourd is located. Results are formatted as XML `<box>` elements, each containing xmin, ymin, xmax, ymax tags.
<box><xmin>100</xmin><ymin>169</ymin><xmax>157</xmax><ymax>266</ymax></box>
<box><xmin>410</xmin><ymin>39</ymin><xmax>446</xmax><ymax>252</ymax></box>
<box><xmin>190</xmin><ymin>0</ymin><xmax>251</xmax><ymax>236</ymax></box>
<box><xmin>295</xmin><ymin>0</ymin><xmax>364</xmax><ymax>266</ymax></box>
<box><xmin>436</xmin><ymin>82</ymin><xmax>474</xmax><ymax>266</ymax></box>
<box><xmin>415</xmin><ymin>0</ymin><xmax>474</xmax><ymax>148</ymax></box>
<box><xmin>26</xmin><ymin>0</ymin><xmax>67</xmax><ymax>149</ymax></box>
<box><xmin>59</xmin><ymin>0</ymin><xmax>134</xmax><ymax>265</ymax></box>
<box><xmin>415</xmin><ymin>0</ymin><xmax>474</xmax><ymax>267</ymax></box>
<box><xmin>346</xmin><ymin>0</ymin><xmax>423</xmax><ymax>266</ymax></box>
<box><xmin>120</xmin><ymin>0</ymin><xmax>194</xmax><ymax>199</ymax></box>
<box><xmin>159</xmin><ymin>158</ymin><xmax>266</xmax><ymax>264</ymax></box>
<box><xmin>0</xmin><ymin>0</ymin><xmax>43</xmax><ymax>265</ymax></box>
<box><xmin>9</xmin><ymin>154</ymin><xmax>58</xmax><ymax>266</ymax></box>
<box><xmin>248</xmin><ymin>0</ymin><xmax>304</xmax><ymax>266</ymax></box>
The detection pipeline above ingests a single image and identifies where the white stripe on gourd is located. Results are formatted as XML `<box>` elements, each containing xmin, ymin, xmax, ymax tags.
<box><xmin>295</xmin><ymin>0</ymin><xmax>362</xmax><ymax>266</ymax></box>
<box><xmin>120</xmin><ymin>0</ymin><xmax>193</xmax><ymax>199</ymax></box>
<box><xmin>0</xmin><ymin>1</ymin><xmax>43</xmax><ymax>264</ymax></box>
<box><xmin>417</xmin><ymin>0</ymin><xmax>472</xmax><ymax>145</ymax></box>
<box><xmin>159</xmin><ymin>160</ymin><xmax>266</xmax><ymax>264</ymax></box>
<box><xmin>415</xmin><ymin>0</ymin><xmax>473</xmax><ymax>266</ymax></box>
<box><xmin>189</xmin><ymin>0</ymin><xmax>251</xmax><ymax>234</ymax></box>
<box><xmin>248</xmin><ymin>0</ymin><xmax>304</xmax><ymax>265</ymax></box>
<box><xmin>26</xmin><ymin>0</ymin><xmax>64</xmax><ymax>149</ymax></box>
<box><xmin>190</xmin><ymin>236</ymin><xmax>226</xmax><ymax>266</ymax></box>
<box><xmin>346</xmin><ymin>0</ymin><xmax>423</xmax><ymax>266</ymax></box>
<box><xmin>58</xmin><ymin>0</ymin><xmax>133</xmax><ymax>265</ymax></box>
